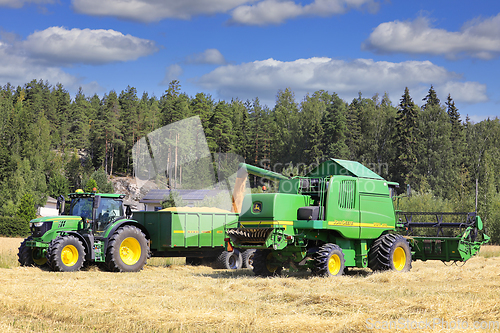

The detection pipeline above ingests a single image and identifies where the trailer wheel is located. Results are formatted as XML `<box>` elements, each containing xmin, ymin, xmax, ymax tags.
<box><xmin>242</xmin><ymin>249</ymin><xmax>256</xmax><ymax>269</ymax></box>
<box><xmin>105</xmin><ymin>225</ymin><xmax>148</xmax><ymax>272</ymax></box>
<box><xmin>313</xmin><ymin>243</ymin><xmax>345</xmax><ymax>277</ymax></box>
<box><xmin>215</xmin><ymin>250</ymin><xmax>242</xmax><ymax>269</ymax></box>
<box><xmin>369</xmin><ymin>234</ymin><xmax>412</xmax><ymax>272</ymax></box>
<box><xmin>252</xmin><ymin>250</ymin><xmax>282</xmax><ymax>277</ymax></box>
<box><xmin>47</xmin><ymin>235</ymin><xmax>85</xmax><ymax>272</ymax></box>
<box><xmin>18</xmin><ymin>236</ymin><xmax>47</xmax><ymax>267</ymax></box>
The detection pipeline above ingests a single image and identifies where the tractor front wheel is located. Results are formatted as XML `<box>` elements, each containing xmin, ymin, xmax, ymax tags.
<box><xmin>18</xmin><ymin>236</ymin><xmax>47</xmax><ymax>267</ymax></box>
<box><xmin>368</xmin><ymin>234</ymin><xmax>412</xmax><ymax>272</ymax></box>
<box><xmin>47</xmin><ymin>235</ymin><xmax>85</xmax><ymax>272</ymax></box>
<box><xmin>105</xmin><ymin>225</ymin><xmax>148</xmax><ymax>272</ymax></box>
<box><xmin>313</xmin><ymin>243</ymin><xmax>345</xmax><ymax>277</ymax></box>
<box><xmin>252</xmin><ymin>250</ymin><xmax>282</xmax><ymax>277</ymax></box>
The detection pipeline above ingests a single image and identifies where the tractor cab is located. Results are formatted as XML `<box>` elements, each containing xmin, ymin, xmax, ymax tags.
<box><xmin>68</xmin><ymin>191</ymin><xmax>127</xmax><ymax>233</ymax></box>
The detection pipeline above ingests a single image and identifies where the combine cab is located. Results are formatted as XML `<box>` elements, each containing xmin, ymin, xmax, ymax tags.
<box><xmin>226</xmin><ymin>159</ymin><xmax>489</xmax><ymax>277</ymax></box>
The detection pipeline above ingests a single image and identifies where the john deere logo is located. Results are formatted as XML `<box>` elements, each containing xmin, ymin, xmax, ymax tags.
<box><xmin>252</xmin><ymin>202</ymin><xmax>262</xmax><ymax>213</ymax></box>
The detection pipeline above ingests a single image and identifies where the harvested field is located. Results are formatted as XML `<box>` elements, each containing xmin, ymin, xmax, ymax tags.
<box><xmin>1</xmin><ymin>237</ymin><xmax>499</xmax><ymax>332</ymax></box>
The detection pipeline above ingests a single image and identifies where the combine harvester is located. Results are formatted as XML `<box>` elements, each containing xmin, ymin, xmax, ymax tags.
<box><xmin>226</xmin><ymin>159</ymin><xmax>490</xmax><ymax>276</ymax></box>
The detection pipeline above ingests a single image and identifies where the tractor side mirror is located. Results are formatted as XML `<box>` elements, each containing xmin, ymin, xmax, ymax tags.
<box><xmin>57</xmin><ymin>195</ymin><xmax>65</xmax><ymax>215</ymax></box>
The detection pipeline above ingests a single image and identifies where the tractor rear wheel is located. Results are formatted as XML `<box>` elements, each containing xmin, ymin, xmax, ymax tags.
<box><xmin>313</xmin><ymin>243</ymin><xmax>345</xmax><ymax>277</ymax></box>
<box><xmin>47</xmin><ymin>235</ymin><xmax>85</xmax><ymax>272</ymax></box>
<box><xmin>215</xmin><ymin>250</ymin><xmax>242</xmax><ymax>269</ymax></box>
<box><xmin>242</xmin><ymin>249</ymin><xmax>256</xmax><ymax>269</ymax></box>
<box><xmin>252</xmin><ymin>249</ymin><xmax>282</xmax><ymax>277</ymax></box>
<box><xmin>105</xmin><ymin>225</ymin><xmax>148</xmax><ymax>272</ymax></box>
<box><xmin>18</xmin><ymin>236</ymin><xmax>48</xmax><ymax>267</ymax></box>
<box><xmin>368</xmin><ymin>234</ymin><xmax>412</xmax><ymax>272</ymax></box>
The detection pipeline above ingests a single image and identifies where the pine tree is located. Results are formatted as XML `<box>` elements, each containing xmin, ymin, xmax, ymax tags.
<box><xmin>68</xmin><ymin>88</ymin><xmax>90</xmax><ymax>150</ymax></box>
<box><xmin>300</xmin><ymin>91</ymin><xmax>327</xmax><ymax>165</ymax></box>
<box><xmin>419</xmin><ymin>86</ymin><xmax>452</xmax><ymax>197</ymax></box>
<box><xmin>422</xmin><ymin>85</ymin><xmax>440</xmax><ymax>110</ymax></box>
<box><xmin>160</xmin><ymin>80</ymin><xmax>189</xmax><ymax>126</ymax></box>
<box><xmin>345</xmin><ymin>94</ymin><xmax>362</xmax><ymax>160</ymax></box>
<box><xmin>321</xmin><ymin>93</ymin><xmax>348</xmax><ymax>160</ymax></box>
<box><xmin>394</xmin><ymin>87</ymin><xmax>420</xmax><ymax>188</ymax></box>
<box><xmin>271</xmin><ymin>88</ymin><xmax>301</xmax><ymax>168</ymax></box>
<box><xmin>16</xmin><ymin>193</ymin><xmax>36</xmax><ymax>223</ymax></box>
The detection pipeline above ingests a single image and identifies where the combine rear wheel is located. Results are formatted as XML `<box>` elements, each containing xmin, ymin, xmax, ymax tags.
<box><xmin>105</xmin><ymin>225</ymin><xmax>148</xmax><ymax>272</ymax></box>
<box><xmin>369</xmin><ymin>234</ymin><xmax>412</xmax><ymax>272</ymax></box>
<box><xmin>252</xmin><ymin>250</ymin><xmax>282</xmax><ymax>277</ymax></box>
<box><xmin>18</xmin><ymin>236</ymin><xmax>47</xmax><ymax>267</ymax></box>
<box><xmin>242</xmin><ymin>249</ymin><xmax>256</xmax><ymax>269</ymax></box>
<box><xmin>313</xmin><ymin>243</ymin><xmax>345</xmax><ymax>277</ymax></box>
<box><xmin>47</xmin><ymin>235</ymin><xmax>85</xmax><ymax>272</ymax></box>
<box><xmin>215</xmin><ymin>250</ymin><xmax>242</xmax><ymax>269</ymax></box>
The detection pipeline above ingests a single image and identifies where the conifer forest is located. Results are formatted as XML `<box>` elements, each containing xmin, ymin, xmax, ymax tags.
<box><xmin>1</xmin><ymin>79</ymin><xmax>499</xmax><ymax>242</ymax></box>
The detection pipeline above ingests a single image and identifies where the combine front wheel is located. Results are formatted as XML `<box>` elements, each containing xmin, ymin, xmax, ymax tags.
<box><xmin>252</xmin><ymin>250</ymin><xmax>282</xmax><ymax>277</ymax></box>
<box><xmin>215</xmin><ymin>250</ymin><xmax>243</xmax><ymax>269</ymax></box>
<box><xmin>242</xmin><ymin>249</ymin><xmax>256</xmax><ymax>269</ymax></box>
<box><xmin>369</xmin><ymin>234</ymin><xmax>412</xmax><ymax>272</ymax></box>
<box><xmin>105</xmin><ymin>225</ymin><xmax>148</xmax><ymax>272</ymax></box>
<box><xmin>47</xmin><ymin>235</ymin><xmax>85</xmax><ymax>272</ymax></box>
<box><xmin>313</xmin><ymin>243</ymin><xmax>345</xmax><ymax>277</ymax></box>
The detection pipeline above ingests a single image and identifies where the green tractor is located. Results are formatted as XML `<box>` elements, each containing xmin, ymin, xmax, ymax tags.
<box><xmin>18</xmin><ymin>191</ymin><xmax>150</xmax><ymax>272</ymax></box>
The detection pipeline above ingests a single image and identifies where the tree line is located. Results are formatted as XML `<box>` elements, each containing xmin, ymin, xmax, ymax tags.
<box><xmin>0</xmin><ymin>79</ymin><xmax>499</xmax><ymax>242</ymax></box>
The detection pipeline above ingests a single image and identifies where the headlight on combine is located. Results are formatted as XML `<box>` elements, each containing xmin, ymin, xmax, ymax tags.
<box><xmin>30</xmin><ymin>221</ymin><xmax>53</xmax><ymax>237</ymax></box>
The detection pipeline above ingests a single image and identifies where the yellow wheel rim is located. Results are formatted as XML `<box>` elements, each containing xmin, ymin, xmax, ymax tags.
<box><xmin>393</xmin><ymin>247</ymin><xmax>406</xmax><ymax>271</ymax></box>
<box><xmin>328</xmin><ymin>254</ymin><xmax>341</xmax><ymax>275</ymax></box>
<box><xmin>265</xmin><ymin>252</ymin><xmax>278</xmax><ymax>273</ymax></box>
<box><xmin>119</xmin><ymin>237</ymin><xmax>141</xmax><ymax>266</ymax></box>
<box><xmin>61</xmin><ymin>245</ymin><xmax>78</xmax><ymax>267</ymax></box>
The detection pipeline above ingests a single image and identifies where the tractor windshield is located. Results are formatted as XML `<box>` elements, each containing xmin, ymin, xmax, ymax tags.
<box><xmin>69</xmin><ymin>196</ymin><xmax>124</xmax><ymax>229</ymax></box>
<box><xmin>69</xmin><ymin>197</ymin><xmax>94</xmax><ymax>220</ymax></box>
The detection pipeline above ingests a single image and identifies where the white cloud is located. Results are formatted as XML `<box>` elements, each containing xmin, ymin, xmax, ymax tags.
<box><xmin>185</xmin><ymin>49</ymin><xmax>226</xmax><ymax>65</ymax></box>
<box><xmin>161</xmin><ymin>64</ymin><xmax>183</xmax><ymax>85</ymax></box>
<box><xmin>71</xmin><ymin>0</ymin><xmax>378</xmax><ymax>25</ymax></box>
<box><xmin>230</xmin><ymin>0</ymin><xmax>379</xmax><ymax>25</ymax></box>
<box><xmin>72</xmin><ymin>0</ymin><xmax>252</xmax><ymax>22</ymax></box>
<box><xmin>0</xmin><ymin>0</ymin><xmax>54</xmax><ymax>8</ymax></box>
<box><xmin>363</xmin><ymin>14</ymin><xmax>500</xmax><ymax>59</ymax></box>
<box><xmin>0</xmin><ymin>40</ymin><xmax>102</xmax><ymax>93</ymax></box>
<box><xmin>196</xmin><ymin>57</ymin><xmax>488</xmax><ymax>105</ymax></box>
<box><xmin>22</xmin><ymin>26</ymin><xmax>158</xmax><ymax>65</ymax></box>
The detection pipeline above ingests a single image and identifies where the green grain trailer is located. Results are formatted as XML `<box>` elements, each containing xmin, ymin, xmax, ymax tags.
<box><xmin>132</xmin><ymin>207</ymin><xmax>242</xmax><ymax>269</ymax></box>
<box><xmin>226</xmin><ymin>159</ymin><xmax>490</xmax><ymax>277</ymax></box>
<box><xmin>18</xmin><ymin>192</ymin><xmax>242</xmax><ymax>272</ymax></box>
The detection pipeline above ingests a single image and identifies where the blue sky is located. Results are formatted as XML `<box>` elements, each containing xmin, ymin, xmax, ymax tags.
<box><xmin>0</xmin><ymin>0</ymin><xmax>499</xmax><ymax>122</ymax></box>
